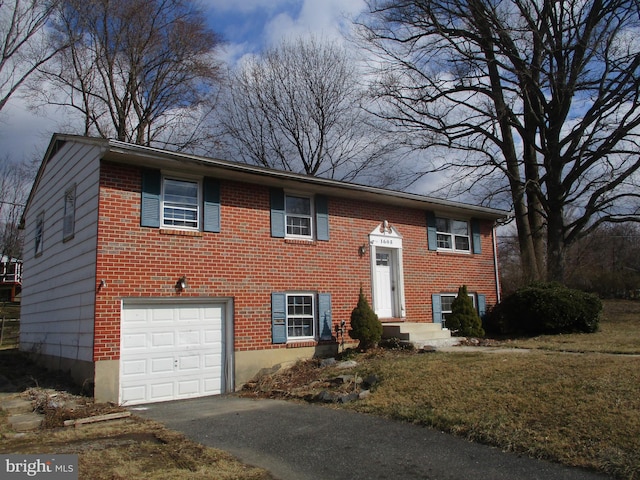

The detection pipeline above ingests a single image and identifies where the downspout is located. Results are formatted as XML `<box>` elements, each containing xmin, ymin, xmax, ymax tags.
<box><xmin>492</xmin><ymin>224</ymin><xmax>502</xmax><ymax>303</ymax></box>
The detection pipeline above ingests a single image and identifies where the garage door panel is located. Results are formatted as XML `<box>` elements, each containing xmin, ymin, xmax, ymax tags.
<box><xmin>151</xmin><ymin>331</ymin><xmax>175</xmax><ymax>347</ymax></box>
<box><xmin>150</xmin><ymin>308</ymin><xmax>175</xmax><ymax>322</ymax></box>
<box><xmin>122</xmin><ymin>359</ymin><xmax>146</xmax><ymax>376</ymax></box>
<box><xmin>177</xmin><ymin>308</ymin><xmax>202</xmax><ymax>321</ymax></box>
<box><xmin>204</xmin><ymin>329</ymin><xmax>221</xmax><ymax>343</ymax></box>
<box><xmin>121</xmin><ymin>385</ymin><xmax>146</xmax><ymax>404</ymax></box>
<box><xmin>151</xmin><ymin>356</ymin><xmax>175</xmax><ymax>374</ymax></box>
<box><xmin>178</xmin><ymin>330</ymin><xmax>200</xmax><ymax>345</ymax></box>
<box><xmin>204</xmin><ymin>353</ymin><xmax>222</xmax><ymax>368</ymax></box>
<box><xmin>177</xmin><ymin>379</ymin><xmax>199</xmax><ymax>396</ymax></box>
<box><xmin>122</xmin><ymin>333</ymin><xmax>147</xmax><ymax>349</ymax></box>
<box><xmin>120</xmin><ymin>302</ymin><xmax>227</xmax><ymax>405</ymax></box>
<box><xmin>150</xmin><ymin>383</ymin><xmax>174</xmax><ymax>400</ymax></box>
<box><xmin>178</xmin><ymin>354</ymin><xmax>200</xmax><ymax>370</ymax></box>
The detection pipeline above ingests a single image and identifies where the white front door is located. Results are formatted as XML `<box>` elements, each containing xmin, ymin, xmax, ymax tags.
<box><xmin>120</xmin><ymin>302</ymin><xmax>226</xmax><ymax>405</ymax></box>
<box><xmin>375</xmin><ymin>248</ymin><xmax>395</xmax><ymax>318</ymax></box>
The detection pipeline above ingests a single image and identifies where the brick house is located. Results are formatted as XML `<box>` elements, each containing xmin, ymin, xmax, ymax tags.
<box><xmin>19</xmin><ymin>134</ymin><xmax>506</xmax><ymax>405</ymax></box>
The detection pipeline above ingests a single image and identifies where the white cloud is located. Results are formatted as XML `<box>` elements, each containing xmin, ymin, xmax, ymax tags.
<box><xmin>1</xmin><ymin>0</ymin><xmax>371</xmax><ymax>166</ymax></box>
<box><xmin>202</xmin><ymin>0</ymin><xmax>295</xmax><ymax>14</ymax></box>
<box><xmin>263</xmin><ymin>0</ymin><xmax>365</xmax><ymax>47</ymax></box>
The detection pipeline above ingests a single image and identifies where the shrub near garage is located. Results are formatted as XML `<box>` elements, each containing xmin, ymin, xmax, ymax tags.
<box><xmin>485</xmin><ymin>283</ymin><xmax>602</xmax><ymax>335</ymax></box>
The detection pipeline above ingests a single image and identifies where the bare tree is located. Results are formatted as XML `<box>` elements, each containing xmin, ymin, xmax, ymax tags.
<box><xmin>0</xmin><ymin>159</ymin><xmax>32</xmax><ymax>258</ymax></box>
<box><xmin>32</xmin><ymin>0</ymin><xmax>222</xmax><ymax>151</ymax></box>
<box><xmin>218</xmin><ymin>37</ymin><xmax>397</xmax><ymax>184</ymax></box>
<box><xmin>357</xmin><ymin>0</ymin><xmax>640</xmax><ymax>283</ymax></box>
<box><xmin>0</xmin><ymin>0</ymin><xmax>63</xmax><ymax>112</ymax></box>
<box><xmin>564</xmin><ymin>223</ymin><xmax>640</xmax><ymax>297</ymax></box>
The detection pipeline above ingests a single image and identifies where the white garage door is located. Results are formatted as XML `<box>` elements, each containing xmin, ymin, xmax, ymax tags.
<box><xmin>120</xmin><ymin>302</ymin><xmax>226</xmax><ymax>405</ymax></box>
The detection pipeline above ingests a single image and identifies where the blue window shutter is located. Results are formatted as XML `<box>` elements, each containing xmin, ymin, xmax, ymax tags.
<box><xmin>426</xmin><ymin>211</ymin><xmax>437</xmax><ymax>251</ymax></box>
<box><xmin>477</xmin><ymin>294</ymin><xmax>487</xmax><ymax>319</ymax></box>
<box><xmin>203</xmin><ymin>177</ymin><xmax>221</xmax><ymax>233</ymax></box>
<box><xmin>318</xmin><ymin>293</ymin><xmax>333</xmax><ymax>340</ymax></box>
<box><xmin>432</xmin><ymin>294</ymin><xmax>443</xmax><ymax>323</ymax></box>
<box><xmin>141</xmin><ymin>169</ymin><xmax>161</xmax><ymax>228</ymax></box>
<box><xmin>471</xmin><ymin>218</ymin><xmax>482</xmax><ymax>254</ymax></box>
<box><xmin>270</xmin><ymin>188</ymin><xmax>285</xmax><ymax>238</ymax></box>
<box><xmin>272</xmin><ymin>292</ymin><xmax>287</xmax><ymax>344</ymax></box>
<box><xmin>315</xmin><ymin>195</ymin><xmax>329</xmax><ymax>241</ymax></box>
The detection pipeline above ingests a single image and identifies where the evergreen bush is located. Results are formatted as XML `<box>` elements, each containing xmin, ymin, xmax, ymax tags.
<box><xmin>447</xmin><ymin>285</ymin><xmax>485</xmax><ymax>337</ymax></box>
<box><xmin>484</xmin><ymin>283</ymin><xmax>601</xmax><ymax>336</ymax></box>
<box><xmin>349</xmin><ymin>287</ymin><xmax>383</xmax><ymax>350</ymax></box>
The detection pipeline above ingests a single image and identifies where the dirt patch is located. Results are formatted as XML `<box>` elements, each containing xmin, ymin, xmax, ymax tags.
<box><xmin>0</xmin><ymin>349</ymin><xmax>274</xmax><ymax>479</ymax></box>
<box><xmin>241</xmin><ymin>350</ymin><xmax>391</xmax><ymax>403</ymax></box>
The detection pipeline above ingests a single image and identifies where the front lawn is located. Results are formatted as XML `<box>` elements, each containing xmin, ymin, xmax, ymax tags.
<box><xmin>247</xmin><ymin>299</ymin><xmax>640</xmax><ymax>479</ymax></box>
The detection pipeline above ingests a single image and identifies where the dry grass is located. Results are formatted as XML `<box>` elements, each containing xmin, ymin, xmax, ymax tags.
<box><xmin>0</xmin><ymin>413</ymin><xmax>273</xmax><ymax>479</ymax></box>
<box><xmin>346</xmin><ymin>350</ymin><xmax>640</xmax><ymax>479</ymax></box>
<box><xmin>337</xmin><ymin>300</ymin><xmax>640</xmax><ymax>479</ymax></box>
<box><xmin>503</xmin><ymin>299</ymin><xmax>640</xmax><ymax>354</ymax></box>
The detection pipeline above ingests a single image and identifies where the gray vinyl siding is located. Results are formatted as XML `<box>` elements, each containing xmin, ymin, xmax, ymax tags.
<box><xmin>20</xmin><ymin>141</ymin><xmax>102</xmax><ymax>362</ymax></box>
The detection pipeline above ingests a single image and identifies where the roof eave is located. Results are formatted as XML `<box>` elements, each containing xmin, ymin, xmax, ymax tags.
<box><xmin>103</xmin><ymin>140</ymin><xmax>508</xmax><ymax>221</ymax></box>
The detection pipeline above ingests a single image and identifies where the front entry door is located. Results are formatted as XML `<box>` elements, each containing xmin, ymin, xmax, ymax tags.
<box><xmin>375</xmin><ymin>248</ymin><xmax>395</xmax><ymax>318</ymax></box>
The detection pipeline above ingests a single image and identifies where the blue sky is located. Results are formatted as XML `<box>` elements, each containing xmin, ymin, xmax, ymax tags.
<box><xmin>0</xmin><ymin>0</ymin><xmax>366</xmax><ymax>165</ymax></box>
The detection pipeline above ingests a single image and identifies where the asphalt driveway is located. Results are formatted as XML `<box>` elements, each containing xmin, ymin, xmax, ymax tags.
<box><xmin>133</xmin><ymin>395</ymin><xmax>611</xmax><ymax>480</ymax></box>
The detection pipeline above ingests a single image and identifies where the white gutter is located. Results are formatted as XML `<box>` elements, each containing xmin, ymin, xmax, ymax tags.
<box><xmin>492</xmin><ymin>225</ymin><xmax>502</xmax><ymax>303</ymax></box>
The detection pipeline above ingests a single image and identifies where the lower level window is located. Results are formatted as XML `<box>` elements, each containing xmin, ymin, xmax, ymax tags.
<box><xmin>441</xmin><ymin>293</ymin><xmax>475</xmax><ymax>323</ymax></box>
<box><xmin>287</xmin><ymin>294</ymin><xmax>315</xmax><ymax>338</ymax></box>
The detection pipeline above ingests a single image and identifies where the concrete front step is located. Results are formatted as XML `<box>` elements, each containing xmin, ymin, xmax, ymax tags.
<box><xmin>8</xmin><ymin>413</ymin><xmax>44</xmax><ymax>432</ymax></box>
<box><xmin>1</xmin><ymin>394</ymin><xmax>44</xmax><ymax>432</ymax></box>
<box><xmin>1</xmin><ymin>397</ymin><xmax>34</xmax><ymax>415</ymax></box>
<box><xmin>382</xmin><ymin>322</ymin><xmax>451</xmax><ymax>342</ymax></box>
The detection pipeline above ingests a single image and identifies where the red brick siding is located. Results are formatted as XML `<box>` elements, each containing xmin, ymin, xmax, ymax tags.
<box><xmin>94</xmin><ymin>162</ymin><xmax>500</xmax><ymax>361</ymax></box>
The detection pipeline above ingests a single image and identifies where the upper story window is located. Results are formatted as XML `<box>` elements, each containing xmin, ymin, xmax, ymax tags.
<box><xmin>436</xmin><ymin>217</ymin><xmax>470</xmax><ymax>253</ymax></box>
<box><xmin>162</xmin><ymin>177</ymin><xmax>200</xmax><ymax>230</ymax></box>
<box><xmin>63</xmin><ymin>185</ymin><xmax>76</xmax><ymax>241</ymax></box>
<box><xmin>141</xmin><ymin>169</ymin><xmax>220</xmax><ymax>233</ymax></box>
<box><xmin>35</xmin><ymin>212</ymin><xmax>44</xmax><ymax>256</ymax></box>
<box><xmin>285</xmin><ymin>194</ymin><xmax>313</xmax><ymax>238</ymax></box>
<box><xmin>269</xmin><ymin>188</ymin><xmax>329</xmax><ymax>241</ymax></box>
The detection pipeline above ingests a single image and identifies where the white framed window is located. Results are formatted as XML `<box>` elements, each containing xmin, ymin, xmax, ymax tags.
<box><xmin>286</xmin><ymin>293</ymin><xmax>315</xmax><ymax>339</ymax></box>
<box><xmin>63</xmin><ymin>185</ymin><xmax>76</xmax><ymax>241</ymax></box>
<box><xmin>285</xmin><ymin>194</ymin><xmax>313</xmax><ymax>239</ymax></box>
<box><xmin>162</xmin><ymin>177</ymin><xmax>200</xmax><ymax>230</ymax></box>
<box><xmin>436</xmin><ymin>217</ymin><xmax>470</xmax><ymax>253</ymax></box>
<box><xmin>34</xmin><ymin>211</ymin><xmax>44</xmax><ymax>256</ymax></box>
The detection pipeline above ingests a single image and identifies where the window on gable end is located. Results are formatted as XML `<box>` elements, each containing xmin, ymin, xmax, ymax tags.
<box><xmin>63</xmin><ymin>185</ymin><xmax>76</xmax><ymax>241</ymax></box>
<box><xmin>34</xmin><ymin>211</ymin><xmax>44</xmax><ymax>257</ymax></box>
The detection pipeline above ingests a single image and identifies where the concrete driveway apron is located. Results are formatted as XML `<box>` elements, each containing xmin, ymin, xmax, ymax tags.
<box><xmin>133</xmin><ymin>395</ymin><xmax>611</xmax><ymax>480</ymax></box>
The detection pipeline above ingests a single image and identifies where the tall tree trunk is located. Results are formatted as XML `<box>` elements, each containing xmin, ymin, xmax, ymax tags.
<box><xmin>547</xmin><ymin>208</ymin><xmax>565</xmax><ymax>283</ymax></box>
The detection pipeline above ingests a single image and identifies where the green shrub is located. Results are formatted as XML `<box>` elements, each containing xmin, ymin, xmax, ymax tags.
<box><xmin>484</xmin><ymin>283</ymin><xmax>602</xmax><ymax>336</ymax></box>
<box><xmin>447</xmin><ymin>285</ymin><xmax>485</xmax><ymax>337</ymax></box>
<box><xmin>349</xmin><ymin>287</ymin><xmax>383</xmax><ymax>350</ymax></box>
